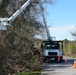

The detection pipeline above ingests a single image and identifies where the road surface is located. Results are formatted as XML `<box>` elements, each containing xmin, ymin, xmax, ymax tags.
<box><xmin>41</xmin><ymin>57</ymin><xmax>76</xmax><ymax>75</ymax></box>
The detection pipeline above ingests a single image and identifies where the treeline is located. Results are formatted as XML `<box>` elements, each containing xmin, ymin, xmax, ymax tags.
<box><xmin>63</xmin><ymin>39</ymin><xmax>76</xmax><ymax>57</ymax></box>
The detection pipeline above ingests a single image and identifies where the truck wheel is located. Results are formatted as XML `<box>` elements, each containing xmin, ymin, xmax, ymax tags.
<box><xmin>59</xmin><ymin>58</ymin><xmax>63</xmax><ymax>63</ymax></box>
<box><xmin>43</xmin><ymin>58</ymin><xmax>47</xmax><ymax>63</ymax></box>
<box><xmin>55</xmin><ymin>58</ymin><xmax>58</xmax><ymax>62</ymax></box>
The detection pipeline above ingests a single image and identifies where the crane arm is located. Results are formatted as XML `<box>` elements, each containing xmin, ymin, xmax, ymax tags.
<box><xmin>38</xmin><ymin>0</ymin><xmax>52</xmax><ymax>41</ymax></box>
<box><xmin>0</xmin><ymin>0</ymin><xmax>32</xmax><ymax>30</ymax></box>
<box><xmin>8</xmin><ymin>0</ymin><xmax>32</xmax><ymax>21</ymax></box>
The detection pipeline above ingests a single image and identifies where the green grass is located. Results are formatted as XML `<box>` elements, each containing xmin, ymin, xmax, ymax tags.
<box><xmin>17</xmin><ymin>71</ymin><xmax>41</xmax><ymax>75</ymax></box>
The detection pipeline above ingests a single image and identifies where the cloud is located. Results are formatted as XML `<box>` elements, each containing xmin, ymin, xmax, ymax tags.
<box><xmin>48</xmin><ymin>25</ymin><xmax>75</xmax><ymax>40</ymax></box>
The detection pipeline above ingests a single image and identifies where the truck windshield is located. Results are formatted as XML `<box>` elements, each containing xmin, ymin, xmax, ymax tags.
<box><xmin>42</xmin><ymin>42</ymin><xmax>60</xmax><ymax>50</ymax></box>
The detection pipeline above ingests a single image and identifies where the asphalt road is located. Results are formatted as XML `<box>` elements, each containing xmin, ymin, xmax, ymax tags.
<box><xmin>41</xmin><ymin>57</ymin><xmax>76</xmax><ymax>75</ymax></box>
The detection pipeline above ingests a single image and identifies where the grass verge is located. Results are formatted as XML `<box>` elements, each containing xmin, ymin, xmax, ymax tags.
<box><xmin>17</xmin><ymin>71</ymin><xmax>41</xmax><ymax>75</ymax></box>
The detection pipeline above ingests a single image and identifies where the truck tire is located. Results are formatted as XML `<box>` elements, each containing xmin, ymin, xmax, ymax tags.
<box><xmin>43</xmin><ymin>58</ymin><xmax>47</xmax><ymax>63</ymax></box>
<box><xmin>60</xmin><ymin>57</ymin><xmax>63</xmax><ymax>63</ymax></box>
<box><xmin>55</xmin><ymin>57</ymin><xmax>58</xmax><ymax>62</ymax></box>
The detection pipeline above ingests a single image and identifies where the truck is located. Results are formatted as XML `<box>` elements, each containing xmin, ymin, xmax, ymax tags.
<box><xmin>39</xmin><ymin>0</ymin><xmax>63</xmax><ymax>62</ymax></box>
<box><xmin>41</xmin><ymin>40</ymin><xmax>63</xmax><ymax>62</ymax></box>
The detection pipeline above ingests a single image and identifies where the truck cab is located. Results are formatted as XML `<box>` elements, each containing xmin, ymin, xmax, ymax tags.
<box><xmin>41</xmin><ymin>41</ymin><xmax>63</xmax><ymax>62</ymax></box>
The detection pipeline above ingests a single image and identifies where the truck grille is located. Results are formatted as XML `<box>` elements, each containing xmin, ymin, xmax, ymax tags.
<box><xmin>48</xmin><ymin>52</ymin><xmax>57</xmax><ymax>55</ymax></box>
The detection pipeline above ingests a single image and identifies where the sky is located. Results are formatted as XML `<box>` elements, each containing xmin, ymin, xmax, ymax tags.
<box><xmin>44</xmin><ymin>0</ymin><xmax>76</xmax><ymax>40</ymax></box>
